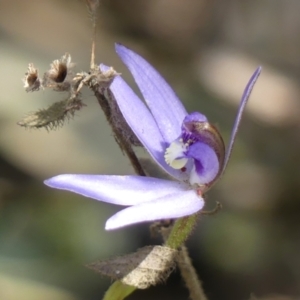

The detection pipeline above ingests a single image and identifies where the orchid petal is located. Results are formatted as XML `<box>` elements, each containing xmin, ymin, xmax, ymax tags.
<box><xmin>100</xmin><ymin>65</ymin><xmax>163</xmax><ymax>157</ymax></box>
<box><xmin>222</xmin><ymin>66</ymin><xmax>262</xmax><ymax>174</ymax></box>
<box><xmin>115</xmin><ymin>43</ymin><xmax>188</xmax><ymax>144</ymax></box>
<box><xmin>105</xmin><ymin>189</ymin><xmax>204</xmax><ymax>230</ymax></box>
<box><xmin>100</xmin><ymin>65</ymin><xmax>187</xmax><ymax>181</ymax></box>
<box><xmin>186</xmin><ymin>142</ymin><xmax>219</xmax><ymax>185</ymax></box>
<box><xmin>44</xmin><ymin>175</ymin><xmax>188</xmax><ymax>205</ymax></box>
<box><xmin>182</xmin><ymin>111</ymin><xmax>208</xmax><ymax>124</ymax></box>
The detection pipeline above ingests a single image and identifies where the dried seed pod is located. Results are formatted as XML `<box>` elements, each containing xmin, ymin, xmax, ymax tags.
<box><xmin>23</xmin><ymin>63</ymin><xmax>41</xmax><ymax>92</ymax></box>
<box><xmin>47</xmin><ymin>53</ymin><xmax>72</xmax><ymax>83</ymax></box>
<box><xmin>43</xmin><ymin>53</ymin><xmax>74</xmax><ymax>91</ymax></box>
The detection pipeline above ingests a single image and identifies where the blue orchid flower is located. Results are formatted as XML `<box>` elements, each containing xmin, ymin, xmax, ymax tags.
<box><xmin>45</xmin><ymin>44</ymin><xmax>261</xmax><ymax>230</ymax></box>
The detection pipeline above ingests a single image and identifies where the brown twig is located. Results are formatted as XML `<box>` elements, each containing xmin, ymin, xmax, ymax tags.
<box><xmin>177</xmin><ymin>245</ymin><xmax>208</xmax><ymax>300</ymax></box>
<box><xmin>92</xmin><ymin>88</ymin><xmax>146</xmax><ymax>176</ymax></box>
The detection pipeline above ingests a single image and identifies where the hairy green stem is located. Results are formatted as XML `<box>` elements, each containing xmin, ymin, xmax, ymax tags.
<box><xmin>165</xmin><ymin>214</ymin><xmax>198</xmax><ymax>249</ymax></box>
<box><xmin>164</xmin><ymin>215</ymin><xmax>208</xmax><ymax>300</ymax></box>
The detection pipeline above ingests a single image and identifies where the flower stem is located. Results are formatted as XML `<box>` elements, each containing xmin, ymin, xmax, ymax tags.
<box><xmin>165</xmin><ymin>214</ymin><xmax>198</xmax><ymax>249</ymax></box>
<box><xmin>102</xmin><ymin>216</ymin><xmax>206</xmax><ymax>300</ymax></box>
<box><xmin>163</xmin><ymin>215</ymin><xmax>209</xmax><ymax>300</ymax></box>
<box><xmin>177</xmin><ymin>245</ymin><xmax>208</xmax><ymax>300</ymax></box>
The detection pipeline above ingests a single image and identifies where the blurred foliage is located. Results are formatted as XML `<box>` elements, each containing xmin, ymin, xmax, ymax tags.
<box><xmin>1</xmin><ymin>0</ymin><xmax>300</xmax><ymax>299</ymax></box>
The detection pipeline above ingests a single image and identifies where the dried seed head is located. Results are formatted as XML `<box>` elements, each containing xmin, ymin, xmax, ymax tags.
<box><xmin>17</xmin><ymin>96</ymin><xmax>85</xmax><ymax>130</ymax></box>
<box><xmin>23</xmin><ymin>63</ymin><xmax>41</xmax><ymax>92</ymax></box>
<box><xmin>43</xmin><ymin>53</ymin><xmax>74</xmax><ymax>91</ymax></box>
<box><xmin>48</xmin><ymin>53</ymin><xmax>72</xmax><ymax>83</ymax></box>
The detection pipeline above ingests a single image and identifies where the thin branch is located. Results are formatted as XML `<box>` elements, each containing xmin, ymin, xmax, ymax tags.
<box><xmin>155</xmin><ymin>219</ymin><xmax>209</xmax><ymax>300</ymax></box>
<box><xmin>177</xmin><ymin>246</ymin><xmax>208</xmax><ymax>300</ymax></box>
<box><xmin>92</xmin><ymin>88</ymin><xmax>146</xmax><ymax>176</ymax></box>
<box><xmin>90</xmin><ymin>17</ymin><xmax>96</xmax><ymax>69</ymax></box>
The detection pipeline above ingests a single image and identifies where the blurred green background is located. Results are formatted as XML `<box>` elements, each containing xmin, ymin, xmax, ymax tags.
<box><xmin>1</xmin><ymin>1</ymin><xmax>300</xmax><ymax>299</ymax></box>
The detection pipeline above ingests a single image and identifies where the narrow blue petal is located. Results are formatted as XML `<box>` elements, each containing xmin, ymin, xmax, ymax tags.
<box><xmin>44</xmin><ymin>174</ymin><xmax>188</xmax><ymax>205</ymax></box>
<box><xmin>186</xmin><ymin>142</ymin><xmax>219</xmax><ymax>185</ymax></box>
<box><xmin>100</xmin><ymin>64</ymin><xmax>187</xmax><ymax>181</ymax></box>
<box><xmin>105</xmin><ymin>189</ymin><xmax>204</xmax><ymax>230</ymax></box>
<box><xmin>100</xmin><ymin>65</ymin><xmax>163</xmax><ymax>156</ymax></box>
<box><xmin>222</xmin><ymin>67</ymin><xmax>262</xmax><ymax>174</ymax></box>
<box><xmin>115</xmin><ymin>44</ymin><xmax>188</xmax><ymax>144</ymax></box>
